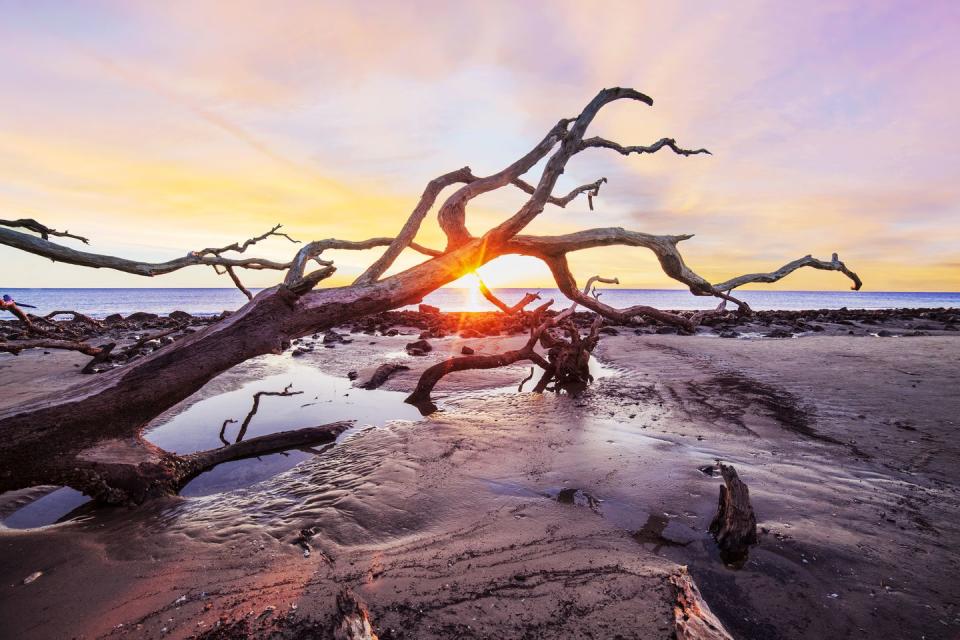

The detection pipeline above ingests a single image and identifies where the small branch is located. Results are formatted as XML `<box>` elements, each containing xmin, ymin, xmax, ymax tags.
<box><xmin>476</xmin><ymin>276</ymin><xmax>540</xmax><ymax>314</ymax></box>
<box><xmin>44</xmin><ymin>310</ymin><xmax>104</xmax><ymax>327</ymax></box>
<box><xmin>0</xmin><ymin>338</ymin><xmax>106</xmax><ymax>357</ymax></box>
<box><xmin>191</xmin><ymin>223</ymin><xmax>299</xmax><ymax>258</ymax></box>
<box><xmin>230</xmin><ymin>384</ymin><xmax>303</xmax><ymax>443</ymax></box>
<box><xmin>224</xmin><ymin>266</ymin><xmax>253</xmax><ymax>300</ymax></box>
<box><xmin>578</xmin><ymin>136</ymin><xmax>711</xmax><ymax>157</ymax></box>
<box><xmin>510</xmin><ymin>177</ymin><xmax>608</xmax><ymax>210</ymax></box>
<box><xmin>0</xmin><ymin>218</ymin><xmax>90</xmax><ymax>244</ymax></box>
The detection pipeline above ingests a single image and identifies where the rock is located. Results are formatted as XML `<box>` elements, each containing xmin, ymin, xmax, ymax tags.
<box><xmin>461</xmin><ymin>346</ymin><xmax>475</xmax><ymax>355</ymax></box>
<box><xmin>718</xmin><ymin>330</ymin><xmax>739</xmax><ymax>339</ymax></box>
<box><xmin>459</xmin><ymin>329</ymin><xmax>482</xmax><ymax>339</ymax></box>
<box><xmin>877</xmin><ymin>329</ymin><xmax>893</xmax><ymax>337</ymax></box>
<box><xmin>655</xmin><ymin>326</ymin><xmax>678</xmax><ymax>335</ymax></box>
<box><xmin>405</xmin><ymin>339</ymin><xmax>432</xmax><ymax>354</ymax></box>
<box><xmin>598</xmin><ymin>326</ymin><xmax>619</xmax><ymax>335</ymax></box>
<box><xmin>323</xmin><ymin>330</ymin><xmax>343</xmax><ymax>344</ymax></box>
<box><xmin>764</xmin><ymin>328</ymin><xmax>793</xmax><ymax>338</ymax></box>
<box><xmin>383</xmin><ymin>328</ymin><xmax>399</xmax><ymax>337</ymax></box>
<box><xmin>103</xmin><ymin>313</ymin><xmax>124</xmax><ymax>324</ymax></box>
<box><xmin>125</xmin><ymin>312</ymin><xmax>159</xmax><ymax>323</ymax></box>
<box><xmin>347</xmin><ymin>371</ymin><xmax>358</xmax><ymax>381</ymax></box>
<box><xmin>418</xmin><ymin>303</ymin><xmax>441</xmax><ymax>315</ymax></box>
<box><xmin>168</xmin><ymin>310</ymin><xmax>193</xmax><ymax>323</ymax></box>
<box><xmin>292</xmin><ymin>347</ymin><xmax>310</xmax><ymax>357</ymax></box>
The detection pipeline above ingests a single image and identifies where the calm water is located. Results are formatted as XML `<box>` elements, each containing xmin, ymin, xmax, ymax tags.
<box><xmin>2</xmin><ymin>287</ymin><xmax>958</xmax><ymax>319</ymax></box>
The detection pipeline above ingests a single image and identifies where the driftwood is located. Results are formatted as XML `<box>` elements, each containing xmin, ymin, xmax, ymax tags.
<box><xmin>709</xmin><ymin>464</ymin><xmax>758</xmax><ymax>564</ymax></box>
<box><xmin>332</xmin><ymin>588</ymin><xmax>379</xmax><ymax>640</ymax></box>
<box><xmin>670</xmin><ymin>567</ymin><xmax>735</xmax><ymax>640</ymax></box>
<box><xmin>359</xmin><ymin>364</ymin><xmax>411</xmax><ymax>390</ymax></box>
<box><xmin>0</xmin><ymin>87</ymin><xmax>863</xmax><ymax>504</ymax></box>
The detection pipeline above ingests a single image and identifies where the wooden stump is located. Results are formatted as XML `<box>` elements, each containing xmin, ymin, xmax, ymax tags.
<box><xmin>708</xmin><ymin>463</ymin><xmax>758</xmax><ymax>564</ymax></box>
<box><xmin>670</xmin><ymin>567</ymin><xmax>735</xmax><ymax>640</ymax></box>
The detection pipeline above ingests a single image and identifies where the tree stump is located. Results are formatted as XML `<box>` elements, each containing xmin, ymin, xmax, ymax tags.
<box><xmin>708</xmin><ymin>463</ymin><xmax>757</xmax><ymax>564</ymax></box>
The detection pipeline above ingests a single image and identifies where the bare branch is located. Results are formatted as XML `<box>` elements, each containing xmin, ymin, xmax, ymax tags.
<box><xmin>0</xmin><ymin>338</ymin><xmax>106</xmax><ymax>357</ymax></box>
<box><xmin>510</xmin><ymin>177</ymin><xmax>608</xmax><ymax>210</ymax></box>
<box><xmin>713</xmin><ymin>253</ymin><xmax>862</xmax><ymax>292</ymax></box>
<box><xmin>438</xmin><ymin>117</ymin><xmax>577</xmax><ymax>249</ymax></box>
<box><xmin>477</xmin><ymin>276</ymin><xmax>541</xmax><ymax>314</ymax></box>
<box><xmin>0</xmin><ymin>226</ymin><xmax>291</xmax><ymax>276</ymax></box>
<box><xmin>578</xmin><ymin>136</ymin><xmax>711</xmax><ymax>157</ymax></box>
<box><xmin>488</xmin><ymin>87</ymin><xmax>655</xmax><ymax>243</ymax></box>
<box><xmin>354</xmin><ymin>167</ymin><xmax>476</xmax><ymax>285</ymax></box>
<box><xmin>231</xmin><ymin>384</ymin><xmax>303</xmax><ymax>443</ymax></box>
<box><xmin>224</xmin><ymin>265</ymin><xmax>253</xmax><ymax>300</ymax></box>
<box><xmin>191</xmin><ymin>224</ymin><xmax>299</xmax><ymax>258</ymax></box>
<box><xmin>0</xmin><ymin>218</ymin><xmax>90</xmax><ymax>244</ymax></box>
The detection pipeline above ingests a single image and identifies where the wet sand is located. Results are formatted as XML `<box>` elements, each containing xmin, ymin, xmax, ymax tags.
<box><xmin>1</xmin><ymin>329</ymin><xmax>958</xmax><ymax>639</ymax></box>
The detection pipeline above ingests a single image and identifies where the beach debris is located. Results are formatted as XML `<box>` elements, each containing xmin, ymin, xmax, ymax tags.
<box><xmin>670</xmin><ymin>566</ymin><xmax>734</xmax><ymax>640</ymax></box>
<box><xmin>358</xmin><ymin>363</ymin><xmax>410</xmax><ymax>390</ymax></box>
<box><xmin>22</xmin><ymin>571</ymin><xmax>42</xmax><ymax>584</ymax></box>
<box><xmin>333</xmin><ymin>588</ymin><xmax>378</xmax><ymax>640</ymax></box>
<box><xmin>709</xmin><ymin>463</ymin><xmax>758</xmax><ymax>565</ymax></box>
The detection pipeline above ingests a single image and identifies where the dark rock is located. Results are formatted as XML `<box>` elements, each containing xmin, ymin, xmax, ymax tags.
<box><xmin>347</xmin><ymin>371</ymin><xmax>358</xmax><ymax>380</ymax></box>
<box><xmin>461</xmin><ymin>346</ymin><xmax>475</xmax><ymax>355</ymax></box>
<box><xmin>405</xmin><ymin>339</ymin><xmax>432</xmax><ymax>354</ymax></box>
<box><xmin>877</xmin><ymin>329</ymin><xmax>893</xmax><ymax>337</ymax></box>
<box><xmin>384</xmin><ymin>329</ymin><xmax>399</xmax><ymax>337</ymax></box>
<box><xmin>418</xmin><ymin>304</ymin><xmax>441</xmax><ymax>315</ymax></box>
<box><xmin>323</xmin><ymin>330</ymin><xmax>343</xmax><ymax>344</ymax></box>
<box><xmin>655</xmin><ymin>326</ymin><xmax>677</xmax><ymax>335</ymax></box>
<box><xmin>598</xmin><ymin>326</ymin><xmax>619</xmax><ymax>336</ymax></box>
<box><xmin>103</xmin><ymin>313</ymin><xmax>124</xmax><ymax>324</ymax></box>
<box><xmin>125</xmin><ymin>312</ymin><xmax>159</xmax><ymax>323</ymax></box>
<box><xmin>719</xmin><ymin>329</ymin><xmax>739</xmax><ymax>339</ymax></box>
<box><xmin>168</xmin><ymin>310</ymin><xmax>193</xmax><ymax>323</ymax></box>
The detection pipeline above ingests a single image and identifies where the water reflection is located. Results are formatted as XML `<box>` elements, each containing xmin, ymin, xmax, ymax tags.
<box><xmin>145</xmin><ymin>360</ymin><xmax>422</xmax><ymax>496</ymax></box>
<box><xmin>1</xmin><ymin>487</ymin><xmax>91</xmax><ymax>529</ymax></box>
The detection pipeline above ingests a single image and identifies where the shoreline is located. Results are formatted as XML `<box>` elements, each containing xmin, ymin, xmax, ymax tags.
<box><xmin>0</xmin><ymin>312</ymin><xmax>958</xmax><ymax>638</ymax></box>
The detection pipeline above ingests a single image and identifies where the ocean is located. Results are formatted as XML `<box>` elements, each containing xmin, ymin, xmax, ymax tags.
<box><xmin>1</xmin><ymin>288</ymin><xmax>958</xmax><ymax>319</ymax></box>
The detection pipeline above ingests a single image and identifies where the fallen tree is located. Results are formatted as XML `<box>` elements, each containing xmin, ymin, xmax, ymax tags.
<box><xmin>0</xmin><ymin>87</ymin><xmax>861</xmax><ymax>504</ymax></box>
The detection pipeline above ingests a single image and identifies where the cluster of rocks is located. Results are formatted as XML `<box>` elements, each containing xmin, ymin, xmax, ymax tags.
<box><xmin>0</xmin><ymin>310</ymin><xmax>225</xmax><ymax>372</ymax></box>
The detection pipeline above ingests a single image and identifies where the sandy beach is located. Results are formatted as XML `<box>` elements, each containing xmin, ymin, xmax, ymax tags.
<box><xmin>1</xmin><ymin>315</ymin><xmax>958</xmax><ymax>639</ymax></box>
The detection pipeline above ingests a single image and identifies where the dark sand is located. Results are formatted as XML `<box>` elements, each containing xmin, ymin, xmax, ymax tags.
<box><xmin>1</xmin><ymin>327</ymin><xmax>958</xmax><ymax>639</ymax></box>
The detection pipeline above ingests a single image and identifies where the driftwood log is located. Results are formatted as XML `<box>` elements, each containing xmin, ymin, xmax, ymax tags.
<box><xmin>670</xmin><ymin>567</ymin><xmax>735</xmax><ymax>640</ymax></box>
<box><xmin>332</xmin><ymin>589</ymin><xmax>379</xmax><ymax>640</ymax></box>
<box><xmin>709</xmin><ymin>464</ymin><xmax>758</xmax><ymax>564</ymax></box>
<box><xmin>0</xmin><ymin>87</ymin><xmax>863</xmax><ymax>504</ymax></box>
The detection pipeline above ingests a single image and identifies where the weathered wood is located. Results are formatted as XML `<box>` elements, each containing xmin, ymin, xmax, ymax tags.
<box><xmin>709</xmin><ymin>463</ymin><xmax>758</xmax><ymax>564</ymax></box>
<box><xmin>0</xmin><ymin>86</ymin><xmax>863</xmax><ymax>504</ymax></box>
<box><xmin>332</xmin><ymin>588</ymin><xmax>379</xmax><ymax>640</ymax></box>
<box><xmin>670</xmin><ymin>567</ymin><xmax>735</xmax><ymax>640</ymax></box>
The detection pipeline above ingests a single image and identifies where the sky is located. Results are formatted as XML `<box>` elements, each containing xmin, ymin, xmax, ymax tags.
<box><xmin>1</xmin><ymin>0</ymin><xmax>958</xmax><ymax>291</ymax></box>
